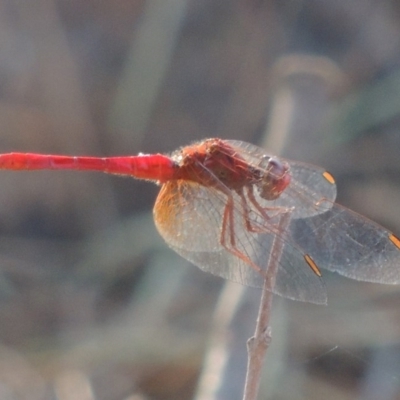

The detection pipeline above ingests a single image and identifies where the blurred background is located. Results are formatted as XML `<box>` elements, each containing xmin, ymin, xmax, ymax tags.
<box><xmin>0</xmin><ymin>0</ymin><xmax>399</xmax><ymax>399</ymax></box>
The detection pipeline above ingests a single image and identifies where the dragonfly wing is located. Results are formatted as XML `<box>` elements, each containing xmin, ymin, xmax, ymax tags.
<box><xmin>167</xmin><ymin>233</ymin><xmax>327</xmax><ymax>304</ymax></box>
<box><xmin>154</xmin><ymin>180</ymin><xmax>327</xmax><ymax>304</ymax></box>
<box><xmin>291</xmin><ymin>201</ymin><xmax>400</xmax><ymax>283</ymax></box>
<box><xmin>154</xmin><ymin>180</ymin><xmax>224</xmax><ymax>253</ymax></box>
<box><xmin>273</xmin><ymin>239</ymin><xmax>327</xmax><ymax>304</ymax></box>
<box><xmin>278</xmin><ymin>162</ymin><xmax>336</xmax><ymax>219</ymax></box>
<box><xmin>225</xmin><ymin>140</ymin><xmax>337</xmax><ymax>219</ymax></box>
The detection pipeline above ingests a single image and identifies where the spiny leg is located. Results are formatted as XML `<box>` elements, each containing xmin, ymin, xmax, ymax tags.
<box><xmin>238</xmin><ymin>190</ymin><xmax>266</xmax><ymax>234</ymax></box>
<box><xmin>219</xmin><ymin>194</ymin><xmax>265</xmax><ymax>277</ymax></box>
<box><xmin>243</xmin><ymin>186</ymin><xmax>290</xmax><ymax>234</ymax></box>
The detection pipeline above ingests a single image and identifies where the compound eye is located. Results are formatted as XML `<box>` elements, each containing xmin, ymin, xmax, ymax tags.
<box><xmin>267</xmin><ymin>157</ymin><xmax>286</xmax><ymax>178</ymax></box>
<box><xmin>268</xmin><ymin>157</ymin><xmax>279</xmax><ymax>169</ymax></box>
<box><xmin>256</xmin><ymin>156</ymin><xmax>290</xmax><ymax>200</ymax></box>
<box><xmin>259</xmin><ymin>154</ymin><xmax>270</xmax><ymax>166</ymax></box>
<box><xmin>260</xmin><ymin>155</ymin><xmax>282</xmax><ymax>171</ymax></box>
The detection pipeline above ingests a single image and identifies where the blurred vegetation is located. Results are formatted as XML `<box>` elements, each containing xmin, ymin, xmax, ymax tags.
<box><xmin>0</xmin><ymin>1</ymin><xmax>399</xmax><ymax>399</ymax></box>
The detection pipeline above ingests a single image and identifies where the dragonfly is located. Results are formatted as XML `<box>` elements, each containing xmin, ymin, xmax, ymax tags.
<box><xmin>0</xmin><ymin>138</ymin><xmax>399</xmax><ymax>304</ymax></box>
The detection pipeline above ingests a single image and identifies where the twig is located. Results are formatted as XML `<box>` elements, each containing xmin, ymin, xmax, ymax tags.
<box><xmin>243</xmin><ymin>211</ymin><xmax>291</xmax><ymax>400</ymax></box>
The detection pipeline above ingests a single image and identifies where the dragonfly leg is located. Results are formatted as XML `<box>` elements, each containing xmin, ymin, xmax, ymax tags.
<box><xmin>220</xmin><ymin>195</ymin><xmax>266</xmax><ymax>276</ymax></box>
<box><xmin>244</xmin><ymin>186</ymin><xmax>291</xmax><ymax>233</ymax></box>
<box><xmin>238</xmin><ymin>190</ymin><xmax>266</xmax><ymax>234</ymax></box>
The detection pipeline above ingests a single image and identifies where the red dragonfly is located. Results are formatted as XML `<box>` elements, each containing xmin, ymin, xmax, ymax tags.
<box><xmin>1</xmin><ymin>138</ymin><xmax>399</xmax><ymax>304</ymax></box>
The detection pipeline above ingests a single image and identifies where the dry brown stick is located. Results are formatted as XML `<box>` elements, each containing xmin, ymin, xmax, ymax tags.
<box><xmin>242</xmin><ymin>211</ymin><xmax>291</xmax><ymax>400</ymax></box>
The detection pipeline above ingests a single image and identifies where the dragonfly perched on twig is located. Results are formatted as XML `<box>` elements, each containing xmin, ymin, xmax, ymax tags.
<box><xmin>1</xmin><ymin>138</ymin><xmax>399</xmax><ymax>304</ymax></box>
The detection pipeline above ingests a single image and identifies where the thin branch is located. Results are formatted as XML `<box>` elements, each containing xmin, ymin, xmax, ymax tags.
<box><xmin>243</xmin><ymin>211</ymin><xmax>291</xmax><ymax>400</ymax></box>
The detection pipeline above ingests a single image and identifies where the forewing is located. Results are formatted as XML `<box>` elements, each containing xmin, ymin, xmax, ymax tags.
<box><xmin>154</xmin><ymin>180</ymin><xmax>327</xmax><ymax>304</ymax></box>
<box><xmin>225</xmin><ymin>140</ymin><xmax>337</xmax><ymax>219</ymax></box>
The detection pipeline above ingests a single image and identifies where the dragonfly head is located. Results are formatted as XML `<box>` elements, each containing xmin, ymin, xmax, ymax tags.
<box><xmin>255</xmin><ymin>156</ymin><xmax>291</xmax><ymax>200</ymax></box>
